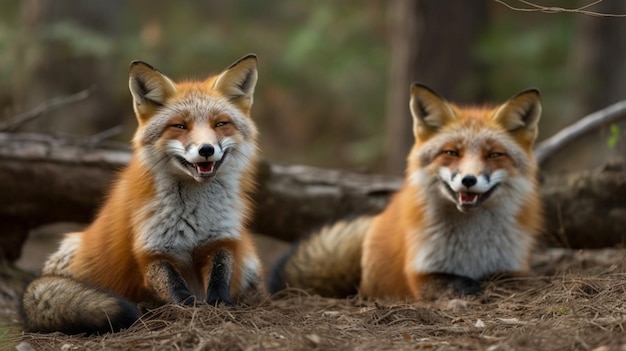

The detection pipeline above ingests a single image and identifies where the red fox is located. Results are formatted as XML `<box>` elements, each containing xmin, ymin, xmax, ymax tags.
<box><xmin>21</xmin><ymin>54</ymin><xmax>265</xmax><ymax>334</ymax></box>
<box><xmin>270</xmin><ymin>83</ymin><xmax>543</xmax><ymax>300</ymax></box>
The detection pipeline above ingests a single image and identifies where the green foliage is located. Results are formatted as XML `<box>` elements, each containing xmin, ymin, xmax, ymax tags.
<box><xmin>44</xmin><ymin>21</ymin><xmax>114</xmax><ymax>58</ymax></box>
<box><xmin>476</xmin><ymin>13</ymin><xmax>575</xmax><ymax>101</ymax></box>
<box><xmin>607</xmin><ymin>123</ymin><xmax>620</xmax><ymax>149</ymax></box>
<box><xmin>0</xmin><ymin>324</ymin><xmax>20</xmax><ymax>350</ymax></box>
<box><xmin>0</xmin><ymin>1</ymin><xmax>620</xmax><ymax>171</ymax></box>
<box><xmin>0</xmin><ymin>1</ymin><xmax>389</xmax><ymax>170</ymax></box>
<box><xmin>550</xmin><ymin>306</ymin><xmax>571</xmax><ymax>316</ymax></box>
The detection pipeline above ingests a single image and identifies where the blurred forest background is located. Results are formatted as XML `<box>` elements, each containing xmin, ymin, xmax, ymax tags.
<box><xmin>1</xmin><ymin>0</ymin><xmax>625</xmax><ymax>175</ymax></box>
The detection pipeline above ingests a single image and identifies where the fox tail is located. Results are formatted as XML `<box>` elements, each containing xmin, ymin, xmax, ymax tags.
<box><xmin>21</xmin><ymin>275</ymin><xmax>140</xmax><ymax>335</ymax></box>
<box><xmin>268</xmin><ymin>216</ymin><xmax>371</xmax><ymax>298</ymax></box>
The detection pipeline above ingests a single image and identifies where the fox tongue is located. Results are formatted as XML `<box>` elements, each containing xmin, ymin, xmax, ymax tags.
<box><xmin>459</xmin><ymin>192</ymin><xmax>479</xmax><ymax>204</ymax></box>
<box><xmin>196</xmin><ymin>162</ymin><xmax>215</xmax><ymax>173</ymax></box>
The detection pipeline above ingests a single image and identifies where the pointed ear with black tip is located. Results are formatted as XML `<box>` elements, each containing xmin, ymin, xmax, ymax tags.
<box><xmin>409</xmin><ymin>83</ymin><xmax>456</xmax><ymax>140</ymax></box>
<box><xmin>213</xmin><ymin>54</ymin><xmax>258</xmax><ymax>114</ymax></box>
<box><xmin>492</xmin><ymin>88</ymin><xmax>541</xmax><ymax>146</ymax></box>
<box><xmin>128</xmin><ymin>61</ymin><xmax>177</xmax><ymax>123</ymax></box>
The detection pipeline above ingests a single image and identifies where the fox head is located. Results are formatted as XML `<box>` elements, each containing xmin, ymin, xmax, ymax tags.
<box><xmin>128</xmin><ymin>54</ymin><xmax>258</xmax><ymax>183</ymax></box>
<box><xmin>408</xmin><ymin>83</ymin><xmax>541</xmax><ymax>213</ymax></box>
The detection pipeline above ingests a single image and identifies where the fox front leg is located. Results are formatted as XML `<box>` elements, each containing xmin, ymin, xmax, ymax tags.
<box><xmin>206</xmin><ymin>249</ymin><xmax>234</xmax><ymax>306</ymax></box>
<box><xmin>145</xmin><ymin>260</ymin><xmax>196</xmax><ymax>305</ymax></box>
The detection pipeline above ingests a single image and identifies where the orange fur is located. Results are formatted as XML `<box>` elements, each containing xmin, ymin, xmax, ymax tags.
<box><xmin>21</xmin><ymin>54</ymin><xmax>264</xmax><ymax>334</ymax></box>
<box><xmin>272</xmin><ymin>84</ymin><xmax>543</xmax><ymax>301</ymax></box>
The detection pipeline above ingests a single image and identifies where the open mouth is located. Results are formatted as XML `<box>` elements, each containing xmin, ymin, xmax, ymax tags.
<box><xmin>175</xmin><ymin>152</ymin><xmax>227</xmax><ymax>179</ymax></box>
<box><xmin>195</xmin><ymin>161</ymin><xmax>218</xmax><ymax>177</ymax></box>
<box><xmin>443</xmin><ymin>183</ymin><xmax>498</xmax><ymax>210</ymax></box>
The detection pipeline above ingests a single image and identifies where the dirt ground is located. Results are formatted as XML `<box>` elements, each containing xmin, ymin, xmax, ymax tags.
<box><xmin>2</xmin><ymin>230</ymin><xmax>626</xmax><ymax>351</ymax></box>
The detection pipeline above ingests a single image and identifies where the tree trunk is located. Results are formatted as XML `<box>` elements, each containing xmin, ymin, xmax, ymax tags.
<box><xmin>384</xmin><ymin>0</ymin><xmax>488</xmax><ymax>175</ymax></box>
<box><xmin>384</xmin><ymin>0</ymin><xmax>419</xmax><ymax>176</ymax></box>
<box><xmin>573</xmin><ymin>1</ymin><xmax>626</xmax><ymax>114</ymax></box>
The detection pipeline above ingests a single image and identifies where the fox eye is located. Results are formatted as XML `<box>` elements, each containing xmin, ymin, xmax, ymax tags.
<box><xmin>443</xmin><ymin>150</ymin><xmax>459</xmax><ymax>157</ymax></box>
<box><xmin>171</xmin><ymin>123</ymin><xmax>187</xmax><ymax>129</ymax></box>
<box><xmin>488</xmin><ymin>152</ymin><xmax>504</xmax><ymax>158</ymax></box>
<box><xmin>215</xmin><ymin>121</ymin><xmax>229</xmax><ymax>128</ymax></box>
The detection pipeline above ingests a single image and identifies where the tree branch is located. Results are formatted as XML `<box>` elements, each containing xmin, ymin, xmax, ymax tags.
<box><xmin>0</xmin><ymin>89</ymin><xmax>92</xmax><ymax>132</ymax></box>
<box><xmin>534</xmin><ymin>100</ymin><xmax>626</xmax><ymax>164</ymax></box>
<box><xmin>494</xmin><ymin>0</ymin><xmax>626</xmax><ymax>17</ymax></box>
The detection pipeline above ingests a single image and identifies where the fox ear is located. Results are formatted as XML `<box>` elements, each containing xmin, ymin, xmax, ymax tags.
<box><xmin>129</xmin><ymin>61</ymin><xmax>177</xmax><ymax>122</ymax></box>
<box><xmin>409</xmin><ymin>83</ymin><xmax>456</xmax><ymax>140</ymax></box>
<box><xmin>213</xmin><ymin>54</ymin><xmax>258</xmax><ymax>113</ymax></box>
<box><xmin>492</xmin><ymin>88</ymin><xmax>541</xmax><ymax>144</ymax></box>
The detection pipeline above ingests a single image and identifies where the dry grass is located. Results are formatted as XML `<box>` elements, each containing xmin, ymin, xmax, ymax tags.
<box><xmin>2</xmin><ymin>248</ymin><xmax>626</xmax><ymax>351</ymax></box>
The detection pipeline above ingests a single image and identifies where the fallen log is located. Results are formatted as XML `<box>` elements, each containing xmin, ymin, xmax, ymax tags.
<box><xmin>0</xmin><ymin>132</ymin><xmax>625</xmax><ymax>262</ymax></box>
<box><xmin>541</xmin><ymin>163</ymin><xmax>626</xmax><ymax>248</ymax></box>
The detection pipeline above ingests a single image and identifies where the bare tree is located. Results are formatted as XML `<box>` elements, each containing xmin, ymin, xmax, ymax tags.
<box><xmin>384</xmin><ymin>0</ymin><xmax>488</xmax><ymax>175</ymax></box>
<box><xmin>573</xmin><ymin>1</ymin><xmax>626</xmax><ymax>119</ymax></box>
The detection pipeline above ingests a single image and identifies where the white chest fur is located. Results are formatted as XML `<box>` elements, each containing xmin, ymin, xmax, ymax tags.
<box><xmin>135</xmin><ymin>176</ymin><xmax>243</xmax><ymax>263</ymax></box>
<box><xmin>411</xmin><ymin>204</ymin><xmax>532</xmax><ymax>280</ymax></box>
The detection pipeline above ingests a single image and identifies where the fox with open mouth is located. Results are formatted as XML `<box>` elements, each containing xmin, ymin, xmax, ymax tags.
<box><xmin>21</xmin><ymin>54</ymin><xmax>265</xmax><ymax>335</ymax></box>
<box><xmin>270</xmin><ymin>83</ymin><xmax>544</xmax><ymax>300</ymax></box>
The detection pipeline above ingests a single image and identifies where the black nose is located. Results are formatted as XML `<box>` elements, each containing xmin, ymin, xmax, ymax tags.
<box><xmin>461</xmin><ymin>175</ymin><xmax>477</xmax><ymax>188</ymax></box>
<box><xmin>198</xmin><ymin>144</ymin><xmax>215</xmax><ymax>158</ymax></box>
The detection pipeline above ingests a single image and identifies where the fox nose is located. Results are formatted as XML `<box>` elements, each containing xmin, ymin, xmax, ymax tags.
<box><xmin>461</xmin><ymin>175</ymin><xmax>477</xmax><ymax>188</ymax></box>
<box><xmin>198</xmin><ymin>144</ymin><xmax>215</xmax><ymax>158</ymax></box>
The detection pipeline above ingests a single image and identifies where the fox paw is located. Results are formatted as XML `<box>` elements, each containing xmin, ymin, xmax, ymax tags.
<box><xmin>415</xmin><ymin>272</ymin><xmax>482</xmax><ymax>300</ymax></box>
